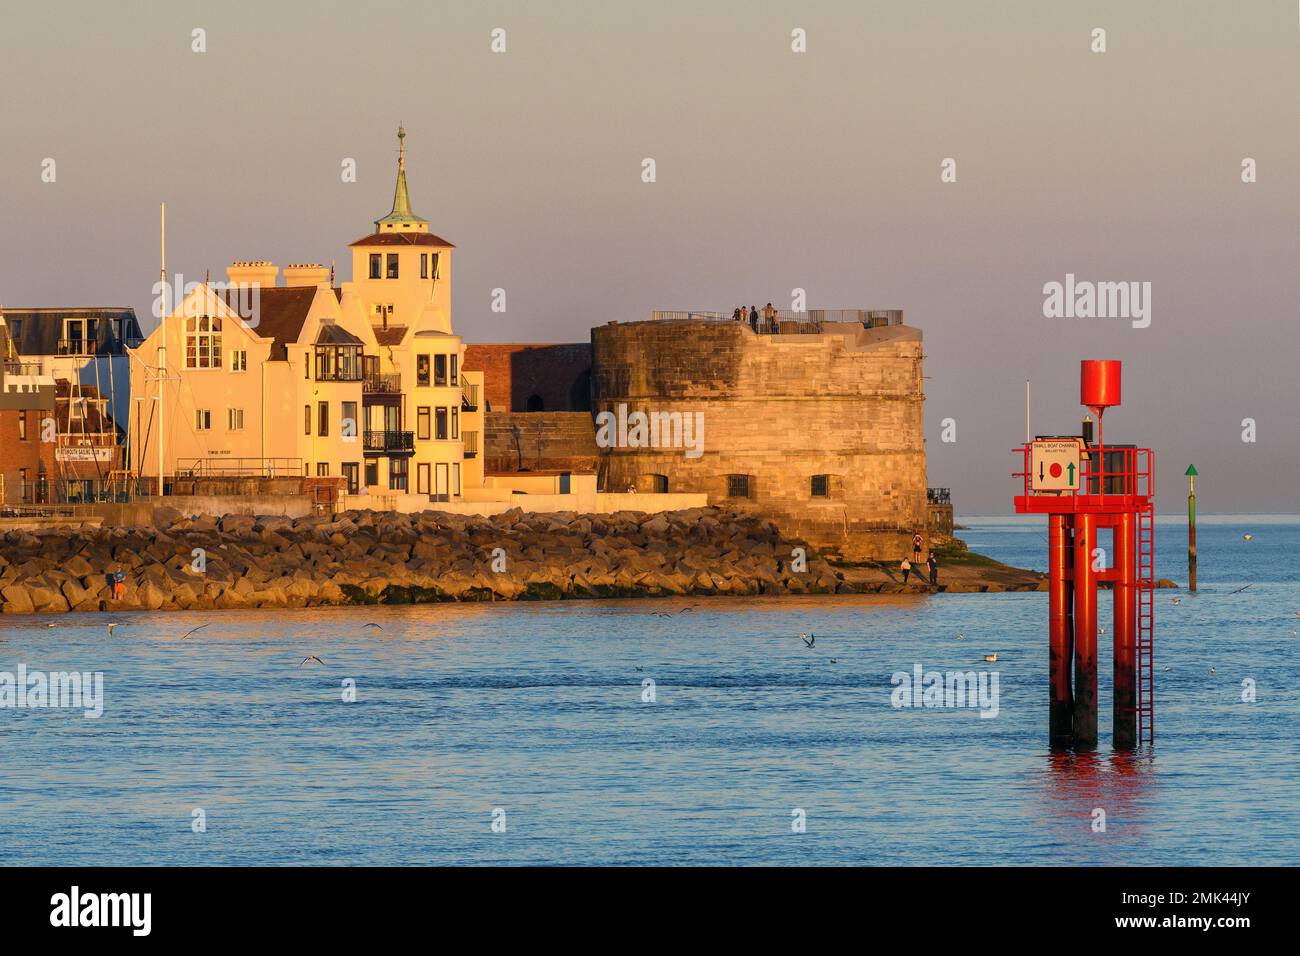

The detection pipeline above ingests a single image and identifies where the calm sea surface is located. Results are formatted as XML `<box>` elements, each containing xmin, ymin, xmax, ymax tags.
<box><xmin>1</xmin><ymin>516</ymin><xmax>1297</xmax><ymax>865</ymax></box>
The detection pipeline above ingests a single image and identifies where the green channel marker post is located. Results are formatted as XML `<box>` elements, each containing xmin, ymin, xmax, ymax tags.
<box><xmin>1185</xmin><ymin>464</ymin><xmax>1198</xmax><ymax>592</ymax></box>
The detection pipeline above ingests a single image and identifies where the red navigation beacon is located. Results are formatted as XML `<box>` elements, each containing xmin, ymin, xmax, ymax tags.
<box><xmin>1013</xmin><ymin>360</ymin><xmax>1155</xmax><ymax>752</ymax></box>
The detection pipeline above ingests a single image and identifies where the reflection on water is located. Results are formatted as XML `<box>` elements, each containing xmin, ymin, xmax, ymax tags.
<box><xmin>0</xmin><ymin>521</ymin><xmax>1296</xmax><ymax>865</ymax></box>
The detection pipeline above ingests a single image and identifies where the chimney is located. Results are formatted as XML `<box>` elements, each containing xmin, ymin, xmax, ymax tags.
<box><xmin>283</xmin><ymin>263</ymin><xmax>330</xmax><ymax>289</ymax></box>
<box><xmin>226</xmin><ymin>260</ymin><xmax>279</xmax><ymax>289</ymax></box>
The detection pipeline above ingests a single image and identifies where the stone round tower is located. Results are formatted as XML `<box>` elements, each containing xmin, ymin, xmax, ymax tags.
<box><xmin>590</xmin><ymin>317</ymin><xmax>928</xmax><ymax>560</ymax></box>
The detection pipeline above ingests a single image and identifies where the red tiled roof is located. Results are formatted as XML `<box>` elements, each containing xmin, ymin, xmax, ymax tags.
<box><xmin>374</xmin><ymin>326</ymin><xmax>407</xmax><ymax>346</ymax></box>
<box><xmin>348</xmin><ymin>232</ymin><xmax>455</xmax><ymax>248</ymax></box>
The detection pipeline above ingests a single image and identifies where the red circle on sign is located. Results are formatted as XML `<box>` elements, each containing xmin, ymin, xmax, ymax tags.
<box><xmin>1049</xmin><ymin>463</ymin><xmax>1063</xmax><ymax>478</ymax></box>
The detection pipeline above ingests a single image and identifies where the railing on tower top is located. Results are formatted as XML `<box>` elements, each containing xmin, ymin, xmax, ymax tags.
<box><xmin>650</xmin><ymin>309</ymin><xmax>903</xmax><ymax>331</ymax></box>
<box><xmin>1013</xmin><ymin>444</ymin><xmax>1154</xmax><ymax>513</ymax></box>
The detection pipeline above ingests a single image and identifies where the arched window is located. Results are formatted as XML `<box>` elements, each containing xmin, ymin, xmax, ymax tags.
<box><xmin>526</xmin><ymin>394</ymin><xmax>545</xmax><ymax>412</ymax></box>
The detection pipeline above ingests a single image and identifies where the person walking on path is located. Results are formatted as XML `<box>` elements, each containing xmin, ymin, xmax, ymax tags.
<box><xmin>763</xmin><ymin>302</ymin><xmax>776</xmax><ymax>332</ymax></box>
<box><xmin>900</xmin><ymin>557</ymin><xmax>912</xmax><ymax>583</ymax></box>
<box><xmin>749</xmin><ymin>306</ymin><xmax>759</xmax><ymax>332</ymax></box>
<box><xmin>927</xmin><ymin>554</ymin><xmax>939</xmax><ymax>587</ymax></box>
<box><xmin>912</xmin><ymin>533</ymin><xmax>923</xmax><ymax>563</ymax></box>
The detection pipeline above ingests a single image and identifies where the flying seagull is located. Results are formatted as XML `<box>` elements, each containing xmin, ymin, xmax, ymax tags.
<box><xmin>180</xmin><ymin>624</ymin><xmax>209</xmax><ymax>639</ymax></box>
<box><xmin>300</xmin><ymin>655</ymin><xmax>324</xmax><ymax>667</ymax></box>
<box><xmin>106</xmin><ymin>623</ymin><xmax>124</xmax><ymax>636</ymax></box>
<box><xmin>800</xmin><ymin>633</ymin><xmax>815</xmax><ymax>648</ymax></box>
<box><xmin>363</xmin><ymin>623</ymin><xmax>383</xmax><ymax>630</ymax></box>
<box><xmin>1230</xmin><ymin>584</ymin><xmax>1252</xmax><ymax>595</ymax></box>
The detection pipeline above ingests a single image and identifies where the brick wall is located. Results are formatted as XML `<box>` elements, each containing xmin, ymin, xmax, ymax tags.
<box><xmin>463</xmin><ymin>344</ymin><xmax>592</xmax><ymax>412</ymax></box>
<box><xmin>482</xmin><ymin>412</ymin><xmax>599</xmax><ymax>473</ymax></box>
<box><xmin>0</xmin><ymin>409</ymin><xmax>55</xmax><ymax>506</ymax></box>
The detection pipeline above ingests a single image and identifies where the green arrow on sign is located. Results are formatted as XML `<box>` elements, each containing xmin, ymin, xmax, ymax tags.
<box><xmin>1067</xmin><ymin>461</ymin><xmax>1076</xmax><ymax>484</ymax></box>
<box><xmin>1185</xmin><ymin>464</ymin><xmax>1198</xmax><ymax>476</ymax></box>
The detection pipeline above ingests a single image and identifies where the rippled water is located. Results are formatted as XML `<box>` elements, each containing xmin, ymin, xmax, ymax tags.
<box><xmin>1</xmin><ymin>517</ymin><xmax>1296</xmax><ymax>865</ymax></box>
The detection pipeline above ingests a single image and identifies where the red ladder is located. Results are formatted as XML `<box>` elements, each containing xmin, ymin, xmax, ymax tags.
<box><xmin>1136</xmin><ymin>503</ymin><xmax>1155</xmax><ymax>745</ymax></box>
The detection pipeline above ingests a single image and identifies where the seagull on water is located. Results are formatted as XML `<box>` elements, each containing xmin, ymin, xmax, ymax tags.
<box><xmin>300</xmin><ymin>655</ymin><xmax>324</xmax><ymax>667</ymax></box>
<box><xmin>983</xmin><ymin>653</ymin><xmax>998</xmax><ymax>663</ymax></box>
<box><xmin>1243</xmin><ymin>533</ymin><xmax>1253</xmax><ymax>541</ymax></box>
<box><xmin>955</xmin><ymin>633</ymin><xmax>964</xmax><ymax>641</ymax></box>
<box><xmin>800</xmin><ymin>633</ymin><xmax>815</xmax><ymax>648</ymax></box>
<box><xmin>1208</xmin><ymin>666</ymin><xmax>1216</xmax><ymax>674</ymax></box>
<box><xmin>1171</xmin><ymin>597</ymin><xmax>1181</xmax><ymax>605</ymax></box>
<box><xmin>1163</xmin><ymin>665</ymin><xmax>1172</xmax><ymax>672</ymax></box>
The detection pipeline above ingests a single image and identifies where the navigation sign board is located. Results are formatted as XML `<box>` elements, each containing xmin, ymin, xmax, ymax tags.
<box><xmin>1030</xmin><ymin>438</ymin><xmax>1084</xmax><ymax>492</ymax></box>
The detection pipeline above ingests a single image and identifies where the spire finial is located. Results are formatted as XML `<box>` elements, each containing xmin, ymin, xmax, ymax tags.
<box><xmin>397</xmin><ymin>124</ymin><xmax>406</xmax><ymax>171</ymax></box>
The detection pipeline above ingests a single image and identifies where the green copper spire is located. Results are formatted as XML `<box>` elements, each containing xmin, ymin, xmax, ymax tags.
<box><xmin>375</xmin><ymin>125</ymin><xmax>429</xmax><ymax>230</ymax></box>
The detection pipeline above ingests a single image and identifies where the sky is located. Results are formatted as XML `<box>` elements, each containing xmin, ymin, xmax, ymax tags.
<box><xmin>1</xmin><ymin>0</ymin><xmax>1297</xmax><ymax>514</ymax></box>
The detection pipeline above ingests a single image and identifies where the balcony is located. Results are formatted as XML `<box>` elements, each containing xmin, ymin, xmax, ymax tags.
<box><xmin>462</xmin><ymin>383</ymin><xmax>480</xmax><ymax>411</ymax></box>
<box><xmin>364</xmin><ymin>430</ymin><xmax>415</xmax><ymax>455</ymax></box>
<box><xmin>57</xmin><ymin>339</ymin><xmax>97</xmax><ymax>356</ymax></box>
<box><xmin>363</xmin><ymin>372</ymin><xmax>402</xmax><ymax>394</ymax></box>
<box><xmin>463</xmin><ymin>431</ymin><xmax>479</xmax><ymax>459</ymax></box>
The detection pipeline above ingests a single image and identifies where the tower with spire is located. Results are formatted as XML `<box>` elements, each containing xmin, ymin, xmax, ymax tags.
<box><xmin>347</xmin><ymin>126</ymin><xmax>455</xmax><ymax>335</ymax></box>
<box><xmin>375</xmin><ymin>125</ymin><xmax>430</xmax><ymax>233</ymax></box>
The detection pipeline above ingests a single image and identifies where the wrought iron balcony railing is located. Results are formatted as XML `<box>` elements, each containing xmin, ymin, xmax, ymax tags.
<box><xmin>364</xmin><ymin>430</ymin><xmax>415</xmax><ymax>453</ymax></box>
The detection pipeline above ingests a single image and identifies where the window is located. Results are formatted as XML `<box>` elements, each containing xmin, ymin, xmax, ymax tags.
<box><xmin>318</xmin><ymin>401</ymin><xmax>329</xmax><ymax>437</ymax></box>
<box><xmin>386</xmin><ymin>253</ymin><xmax>399</xmax><ymax>279</ymax></box>
<box><xmin>453</xmin><ymin>462</ymin><xmax>460</xmax><ymax>496</ymax></box>
<box><xmin>527</xmin><ymin>394</ymin><xmax>544</xmax><ymax>412</ymax></box>
<box><xmin>195</xmin><ymin>409</ymin><xmax>212</xmax><ymax>431</ymax></box>
<box><xmin>8</xmin><ymin>319</ymin><xmax>20</xmax><ymax>342</ymax></box>
<box><xmin>451</xmin><ymin>406</ymin><xmax>458</xmax><ymax>439</ymax></box>
<box><xmin>342</xmin><ymin>401</ymin><xmax>358</xmax><ymax>441</ymax></box>
<box><xmin>315</xmin><ymin>345</ymin><xmax>362</xmax><ymax>381</ymax></box>
<box><xmin>416</xmin><ymin>407</ymin><xmax>431</xmax><ymax>441</ymax></box>
<box><xmin>450</xmin><ymin>354</ymin><xmax>458</xmax><ymax>386</ymax></box>
<box><xmin>228</xmin><ymin>408</ymin><xmax>244</xmax><ymax>431</ymax></box>
<box><xmin>389</xmin><ymin>457</ymin><xmax>408</xmax><ymax>491</ymax></box>
<box><xmin>726</xmin><ymin>474</ymin><xmax>750</xmax><ymax>498</ymax></box>
<box><xmin>316</xmin><ymin>463</ymin><xmax>329</xmax><ymax>477</ymax></box>
<box><xmin>420</xmin><ymin>254</ymin><xmax>428</xmax><ymax>279</ymax></box>
<box><xmin>649</xmin><ymin>474</ymin><xmax>668</xmax><ymax>494</ymax></box>
<box><xmin>811</xmin><ymin>475</ymin><xmax>829</xmax><ymax>497</ymax></box>
<box><xmin>434</xmin><ymin>354</ymin><xmax>447</xmax><ymax>386</ymax></box>
<box><xmin>416</xmin><ymin>355</ymin><xmax>430</xmax><ymax>387</ymax></box>
<box><xmin>184</xmin><ymin>315</ymin><xmax>222</xmax><ymax>368</ymax></box>
<box><xmin>429</xmin><ymin>253</ymin><xmax>440</xmax><ymax>279</ymax></box>
<box><xmin>342</xmin><ymin>462</ymin><xmax>360</xmax><ymax>494</ymax></box>
<box><xmin>231</xmin><ymin>349</ymin><xmax>248</xmax><ymax>372</ymax></box>
<box><xmin>304</xmin><ymin>463</ymin><xmax>311</xmax><ymax>477</ymax></box>
<box><xmin>435</xmin><ymin>407</ymin><xmax>448</xmax><ymax>440</ymax></box>
<box><xmin>369</xmin><ymin>254</ymin><xmax>381</xmax><ymax>279</ymax></box>
<box><xmin>304</xmin><ymin>405</ymin><xmax>311</xmax><ymax>435</ymax></box>
<box><xmin>364</xmin><ymin>460</ymin><xmax>378</xmax><ymax>486</ymax></box>
<box><xmin>18</xmin><ymin>413</ymin><xmax>27</xmax><ymax>441</ymax></box>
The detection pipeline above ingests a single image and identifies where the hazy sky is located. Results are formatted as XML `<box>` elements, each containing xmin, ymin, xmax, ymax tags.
<box><xmin>2</xmin><ymin>0</ymin><xmax>1296</xmax><ymax>513</ymax></box>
